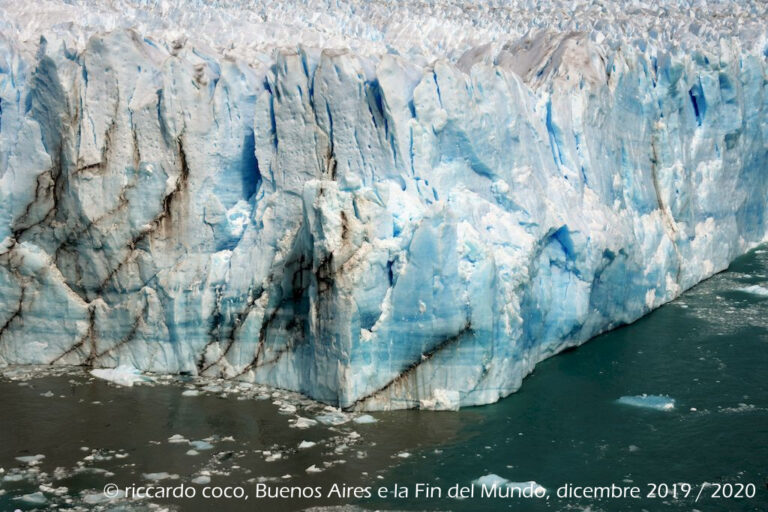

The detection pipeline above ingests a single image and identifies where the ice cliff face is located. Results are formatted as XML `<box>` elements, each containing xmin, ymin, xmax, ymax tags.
<box><xmin>1</xmin><ymin>1</ymin><xmax>767</xmax><ymax>410</ymax></box>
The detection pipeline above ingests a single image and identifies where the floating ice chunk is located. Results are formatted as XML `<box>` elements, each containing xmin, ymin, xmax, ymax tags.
<box><xmin>192</xmin><ymin>475</ymin><xmax>211</xmax><ymax>485</ymax></box>
<box><xmin>720</xmin><ymin>403</ymin><xmax>763</xmax><ymax>413</ymax></box>
<box><xmin>186</xmin><ymin>450</ymin><xmax>200</xmax><ymax>456</ymax></box>
<box><xmin>353</xmin><ymin>414</ymin><xmax>377</xmax><ymax>424</ymax></box>
<box><xmin>188</xmin><ymin>440</ymin><xmax>214</xmax><ymax>451</ymax></box>
<box><xmin>40</xmin><ymin>391</ymin><xmax>54</xmax><ymax>398</ymax></box>
<box><xmin>291</xmin><ymin>417</ymin><xmax>318</xmax><ymax>429</ymax></box>
<box><xmin>143</xmin><ymin>472</ymin><xmax>179</xmax><ymax>481</ymax></box>
<box><xmin>315</xmin><ymin>411</ymin><xmax>350</xmax><ymax>426</ymax></box>
<box><xmin>396</xmin><ymin>451</ymin><xmax>411</xmax><ymax>458</ymax></box>
<box><xmin>305</xmin><ymin>465</ymin><xmax>323</xmax><ymax>473</ymax></box>
<box><xmin>18</xmin><ymin>491</ymin><xmax>47</xmax><ymax>505</ymax></box>
<box><xmin>473</xmin><ymin>474</ymin><xmax>509</xmax><ymax>488</ymax></box>
<box><xmin>298</xmin><ymin>441</ymin><xmax>316</xmax><ymax>449</ymax></box>
<box><xmin>76</xmin><ymin>467</ymin><xmax>114</xmax><ymax>477</ymax></box>
<box><xmin>472</xmin><ymin>474</ymin><xmax>546</xmax><ymax>495</ymax></box>
<box><xmin>508</xmin><ymin>481</ymin><xmax>547</xmax><ymax>494</ymax></box>
<box><xmin>617</xmin><ymin>394</ymin><xmax>676</xmax><ymax>411</ymax></box>
<box><xmin>182</xmin><ymin>389</ymin><xmax>200</xmax><ymax>397</ymax></box>
<box><xmin>277</xmin><ymin>403</ymin><xmax>298</xmax><ymax>414</ymax></box>
<box><xmin>91</xmin><ymin>366</ymin><xmax>152</xmax><ymax>387</ymax></box>
<box><xmin>15</xmin><ymin>454</ymin><xmax>45</xmax><ymax>465</ymax></box>
<box><xmin>83</xmin><ymin>490</ymin><xmax>121</xmax><ymax>504</ymax></box>
<box><xmin>168</xmin><ymin>434</ymin><xmax>188</xmax><ymax>444</ymax></box>
<box><xmin>265</xmin><ymin>452</ymin><xmax>282</xmax><ymax>462</ymax></box>
<box><xmin>736</xmin><ymin>285</ymin><xmax>768</xmax><ymax>297</ymax></box>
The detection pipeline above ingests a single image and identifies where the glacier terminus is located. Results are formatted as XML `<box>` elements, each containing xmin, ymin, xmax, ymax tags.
<box><xmin>0</xmin><ymin>0</ymin><xmax>767</xmax><ymax>410</ymax></box>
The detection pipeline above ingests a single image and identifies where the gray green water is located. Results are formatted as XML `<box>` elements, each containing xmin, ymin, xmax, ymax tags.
<box><xmin>1</xmin><ymin>246</ymin><xmax>767</xmax><ymax>511</ymax></box>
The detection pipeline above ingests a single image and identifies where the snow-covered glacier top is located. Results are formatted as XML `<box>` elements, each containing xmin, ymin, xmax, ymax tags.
<box><xmin>2</xmin><ymin>0</ymin><xmax>767</xmax><ymax>61</ymax></box>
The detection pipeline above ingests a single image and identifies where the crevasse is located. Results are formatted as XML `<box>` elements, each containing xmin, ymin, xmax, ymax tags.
<box><xmin>0</xmin><ymin>1</ymin><xmax>767</xmax><ymax>410</ymax></box>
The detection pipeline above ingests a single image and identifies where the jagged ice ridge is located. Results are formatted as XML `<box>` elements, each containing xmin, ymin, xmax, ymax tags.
<box><xmin>1</xmin><ymin>0</ymin><xmax>767</xmax><ymax>410</ymax></box>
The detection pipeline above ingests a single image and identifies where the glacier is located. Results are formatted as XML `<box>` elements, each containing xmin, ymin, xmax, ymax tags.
<box><xmin>0</xmin><ymin>0</ymin><xmax>767</xmax><ymax>410</ymax></box>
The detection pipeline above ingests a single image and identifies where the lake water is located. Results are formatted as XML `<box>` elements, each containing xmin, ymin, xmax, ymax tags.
<box><xmin>2</xmin><ymin>246</ymin><xmax>767</xmax><ymax>511</ymax></box>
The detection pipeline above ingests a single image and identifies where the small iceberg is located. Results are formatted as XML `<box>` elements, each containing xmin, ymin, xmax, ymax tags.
<box><xmin>15</xmin><ymin>454</ymin><xmax>45</xmax><ymax>465</ymax></box>
<box><xmin>736</xmin><ymin>285</ymin><xmax>768</xmax><ymax>297</ymax></box>
<box><xmin>353</xmin><ymin>414</ymin><xmax>377</xmax><ymax>424</ymax></box>
<box><xmin>18</xmin><ymin>491</ymin><xmax>47</xmax><ymax>505</ymax></box>
<box><xmin>617</xmin><ymin>394</ymin><xmax>675</xmax><ymax>411</ymax></box>
<box><xmin>91</xmin><ymin>365</ymin><xmax>152</xmax><ymax>387</ymax></box>
<box><xmin>188</xmin><ymin>440</ymin><xmax>214</xmax><ymax>451</ymax></box>
<box><xmin>472</xmin><ymin>474</ymin><xmax>547</xmax><ymax>495</ymax></box>
<box><xmin>291</xmin><ymin>417</ymin><xmax>318</xmax><ymax>429</ymax></box>
<box><xmin>143</xmin><ymin>472</ymin><xmax>179</xmax><ymax>481</ymax></box>
<box><xmin>315</xmin><ymin>411</ymin><xmax>350</xmax><ymax>426</ymax></box>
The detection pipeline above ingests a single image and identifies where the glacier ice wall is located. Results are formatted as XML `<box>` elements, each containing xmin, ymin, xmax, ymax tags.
<box><xmin>1</xmin><ymin>1</ymin><xmax>767</xmax><ymax>410</ymax></box>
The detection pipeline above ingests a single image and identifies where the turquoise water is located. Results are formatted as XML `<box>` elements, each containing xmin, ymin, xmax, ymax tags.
<box><xmin>1</xmin><ymin>247</ymin><xmax>767</xmax><ymax>511</ymax></box>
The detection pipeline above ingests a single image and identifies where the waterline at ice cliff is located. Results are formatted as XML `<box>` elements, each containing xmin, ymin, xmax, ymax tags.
<box><xmin>1</xmin><ymin>0</ymin><xmax>767</xmax><ymax>410</ymax></box>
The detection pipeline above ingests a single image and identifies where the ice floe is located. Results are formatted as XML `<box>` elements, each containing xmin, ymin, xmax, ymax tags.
<box><xmin>736</xmin><ymin>285</ymin><xmax>768</xmax><ymax>297</ymax></box>
<box><xmin>90</xmin><ymin>365</ymin><xmax>152</xmax><ymax>387</ymax></box>
<box><xmin>617</xmin><ymin>394</ymin><xmax>676</xmax><ymax>411</ymax></box>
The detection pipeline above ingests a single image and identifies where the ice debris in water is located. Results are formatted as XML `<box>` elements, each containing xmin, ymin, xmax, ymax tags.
<box><xmin>353</xmin><ymin>414</ymin><xmax>377</xmax><ymax>424</ymax></box>
<box><xmin>90</xmin><ymin>366</ymin><xmax>152</xmax><ymax>387</ymax></box>
<box><xmin>15</xmin><ymin>454</ymin><xmax>45</xmax><ymax>465</ymax></box>
<box><xmin>472</xmin><ymin>474</ymin><xmax>547</xmax><ymax>494</ymax></box>
<box><xmin>143</xmin><ymin>472</ymin><xmax>180</xmax><ymax>481</ymax></box>
<box><xmin>315</xmin><ymin>410</ymin><xmax>350</xmax><ymax>426</ymax></box>
<box><xmin>617</xmin><ymin>394</ymin><xmax>676</xmax><ymax>411</ymax></box>
<box><xmin>17</xmin><ymin>491</ymin><xmax>47</xmax><ymax>505</ymax></box>
<box><xmin>736</xmin><ymin>285</ymin><xmax>768</xmax><ymax>297</ymax></box>
<box><xmin>292</xmin><ymin>417</ymin><xmax>319</xmax><ymax>429</ymax></box>
<box><xmin>83</xmin><ymin>491</ymin><xmax>119</xmax><ymax>504</ymax></box>
<box><xmin>188</xmin><ymin>440</ymin><xmax>214</xmax><ymax>451</ymax></box>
